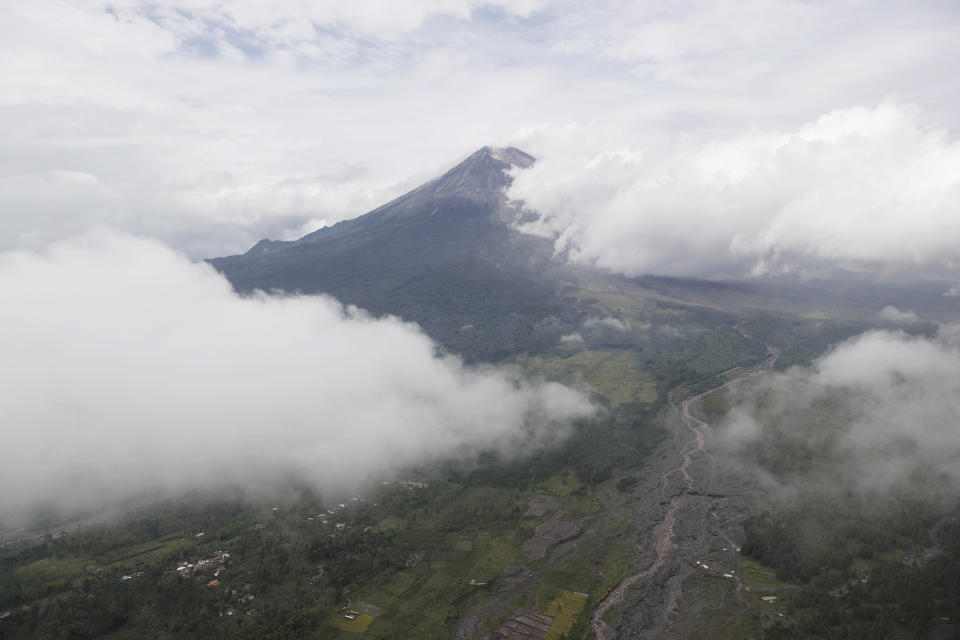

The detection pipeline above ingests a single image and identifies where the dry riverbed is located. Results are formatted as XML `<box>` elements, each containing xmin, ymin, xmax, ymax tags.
<box><xmin>456</xmin><ymin>349</ymin><xmax>778</xmax><ymax>640</ymax></box>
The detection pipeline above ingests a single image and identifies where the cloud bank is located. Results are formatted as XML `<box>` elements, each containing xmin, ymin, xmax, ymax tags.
<box><xmin>2</xmin><ymin>2</ymin><xmax>958</xmax><ymax>258</ymax></box>
<box><xmin>508</xmin><ymin>102</ymin><xmax>960</xmax><ymax>279</ymax></box>
<box><xmin>0</xmin><ymin>232</ymin><xmax>593</xmax><ymax>527</ymax></box>
<box><xmin>717</xmin><ymin>327</ymin><xmax>960</xmax><ymax>497</ymax></box>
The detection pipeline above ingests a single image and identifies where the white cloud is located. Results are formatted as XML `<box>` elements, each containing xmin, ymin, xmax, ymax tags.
<box><xmin>584</xmin><ymin>317</ymin><xmax>629</xmax><ymax>332</ymax></box>
<box><xmin>550</xmin><ymin>1</ymin><xmax>957</xmax><ymax>94</ymax></box>
<box><xmin>552</xmin><ymin>0</ymin><xmax>828</xmax><ymax>80</ymax></box>
<box><xmin>813</xmin><ymin>329</ymin><xmax>958</xmax><ymax>390</ymax></box>
<box><xmin>719</xmin><ymin>327</ymin><xmax>960</xmax><ymax>493</ymax></box>
<box><xmin>105</xmin><ymin>0</ymin><xmax>547</xmax><ymax>49</ymax></box>
<box><xmin>0</xmin><ymin>231</ymin><xmax>593</xmax><ymax>525</ymax></box>
<box><xmin>1</xmin><ymin>1</ymin><xmax>958</xmax><ymax>261</ymax></box>
<box><xmin>658</xmin><ymin>325</ymin><xmax>684</xmax><ymax>339</ymax></box>
<box><xmin>508</xmin><ymin>102</ymin><xmax>960</xmax><ymax>279</ymax></box>
<box><xmin>878</xmin><ymin>305</ymin><xmax>920</xmax><ymax>324</ymax></box>
<box><xmin>0</xmin><ymin>2</ymin><xmax>561</xmax><ymax>257</ymax></box>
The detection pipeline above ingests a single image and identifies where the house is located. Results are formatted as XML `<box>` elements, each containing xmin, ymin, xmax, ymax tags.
<box><xmin>208</xmin><ymin>579</ymin><xmax>220</xmax><ymax>586</ymax></box>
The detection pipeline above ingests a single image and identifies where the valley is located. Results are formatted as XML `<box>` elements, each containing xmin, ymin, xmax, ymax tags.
<box><xmin>3</xmin><ymin>281</ymin><xmax>957</xmax><ymax>639</ymax></box>
<box><xmin>589</xmin><ymin>350</ymin><xmax>778</xmax><ymax>640</ymax></box>
<box><xmin>2</xmin><ymin>148</ymin><xmax>958</xmax><ymax>640</ymax></box>
<box><xmin>5</xmin><ymin>0</ymin><xmax>960</xmax><ymax>636</ymax></box>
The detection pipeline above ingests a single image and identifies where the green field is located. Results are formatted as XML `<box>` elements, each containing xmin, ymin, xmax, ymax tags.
<box><xmin>333</xmin><ymin>612</ymin><xmax>373</xmax><ymax>633</ymax></box>
<box><xmin>516</xmin><ymin>349</ymin><xmax>657</xmax><ymax>405</ymax></box>
<box><xmin>533</xmin><ymin>470</ymin><xmax>583</xmax><ymax>497</ymax></box>
<box><xmin>739</xmin><ymin>557</ymin><xmax>784</xmax><ymax>588</ymax></box>
<box><xmin>543</xmin><ymin>589</ymin><xmax>588</xmax><ymax>639</ymax></box>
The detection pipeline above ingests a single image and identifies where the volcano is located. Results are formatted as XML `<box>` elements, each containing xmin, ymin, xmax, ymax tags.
<box><xmin>209</xmin><ymin>147</ymin><xmax>570</xmax><ymax>360</ymax></box>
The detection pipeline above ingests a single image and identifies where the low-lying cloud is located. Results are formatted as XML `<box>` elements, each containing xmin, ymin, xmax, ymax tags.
<box><xmin>508</xmin><ymin>102</ymin><xmax>960</xmax><ymax>280</ymax></box>
<box><xmin>717</xmin><ymin>327</ymin><xmax>960</xmax><ymax>498</ymax></box>
<box><xmin>583</xmin><ymin>317</ymin><xmax>629</xmax><ymax>332</ymax></box>
<box><xmin>0</xmin><ymin>231</ymin><xmax>593</xmax><ymax>527</ymax></box>
<box><xmin>878</xmin><ymin>305</ymin><xmax>920</xmax><ymax>324</ymax></box>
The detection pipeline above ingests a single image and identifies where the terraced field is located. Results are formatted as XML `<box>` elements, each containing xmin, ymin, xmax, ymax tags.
<box><xmin>543</xmin><ymin>590</ymin><xmax>588</xmax><ymax>639</ymax></box>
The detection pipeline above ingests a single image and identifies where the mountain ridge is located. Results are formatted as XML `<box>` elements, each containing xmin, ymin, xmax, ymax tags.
<box><xmin>209</xmin><ymin>146</ymin><xmax>572</xmax><ymax>361</ymax></box>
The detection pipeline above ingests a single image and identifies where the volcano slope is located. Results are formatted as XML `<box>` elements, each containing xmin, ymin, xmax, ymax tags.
<box><xmin>209</xmin><ymin>147</ymin><xmax>571</xmax><ymax>363</ymax></box>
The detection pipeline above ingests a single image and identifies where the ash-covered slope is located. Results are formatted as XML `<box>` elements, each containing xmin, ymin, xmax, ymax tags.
<box><xmin>209</xmin><ymin>147</ymin><xmax>569</xmax><ymax>361</ymax></box>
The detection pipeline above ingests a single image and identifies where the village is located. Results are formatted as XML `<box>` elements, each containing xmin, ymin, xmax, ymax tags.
<box><xmin>172</xmin><ymin>548</ymin><xmax>231</xmax><ymax>578</ymax></box>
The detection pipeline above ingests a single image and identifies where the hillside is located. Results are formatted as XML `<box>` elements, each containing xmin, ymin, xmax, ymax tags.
<box><xmin>210</xmin><ymin>147</ymin><xmax>570</xmax><ymax>361</ymax></box>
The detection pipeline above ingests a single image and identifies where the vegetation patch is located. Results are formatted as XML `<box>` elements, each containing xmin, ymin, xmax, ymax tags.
<box><xmin>14</xmin><ymin>556</ymin><xmax>91</xmax><ymax>584</ymax></box>
<box><xmin>533</xmin><ymin>470</ymin><xmax>583</xmax><ymax>497</ymax></box>
<box><xmin>383</xmin><ymin>571</ymin><xmax>416</xmax><ymax>597</ymax></box>
<box><xmin>516</xmin><ymin>349</ymin><xmax>656</xmax><ymax>405</ymax></box>
<box><xmin>739</xmin><ymin>557</ymin><xmax>783</xmax><ymax>588</ymax></box>
<box><xmin>560</xmin><ymin>492</ymin><xmax>601</xmax><ymax>519</ymax></box>
<box><xmin>543</xmin><ymin>589</ymin><xmax>588</xmax><ymax>639</ymax></box>
<box><xmin>333</xmin><ymin>612</ymin><xmax>373</xmax><ymax>633</ymax></box>
<box><xmin>372</xmin><ymin>516</ymin><xmax>405</xmax><ymax>533</ymax></box>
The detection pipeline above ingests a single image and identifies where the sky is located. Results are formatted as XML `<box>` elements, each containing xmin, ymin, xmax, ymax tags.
<box><xmin>2</xmin><ymin>1</ymin><xmax>960</xmax><ymax>524</ymax></box>
<box><xmin>1</xmin><ymin>0</ymin><xmax>958</xmax><ymax>268</ymax></box>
